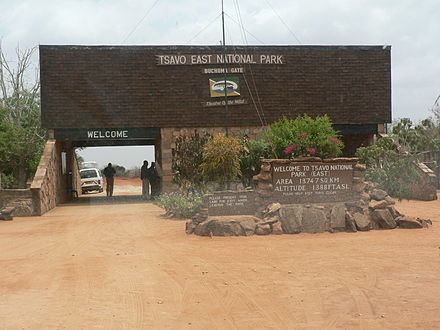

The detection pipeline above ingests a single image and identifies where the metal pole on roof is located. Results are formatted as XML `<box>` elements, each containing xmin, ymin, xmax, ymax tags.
<box><xmin>222</xmin><ymin>0</ymin><xmax>229</xmax><ymax>136</ymax></box>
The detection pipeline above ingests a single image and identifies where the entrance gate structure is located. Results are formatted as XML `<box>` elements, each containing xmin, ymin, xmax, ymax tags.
<box><xmin>36</xmin><ymin>45</ymin><xmax>391</xmax><ymax>214</ymax></box>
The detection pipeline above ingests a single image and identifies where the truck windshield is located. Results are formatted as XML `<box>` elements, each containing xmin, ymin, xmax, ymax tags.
<box><xmin>80</xmin><ymin>170</ymin><xmax>97</xmax><ymax>179</ymax></box>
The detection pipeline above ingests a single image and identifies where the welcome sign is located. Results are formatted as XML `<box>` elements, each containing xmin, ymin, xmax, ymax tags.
<box><xmin>271</xmin><ymin>162</ymin><xmax>355</xmax><ymax>203</ymax></box>
<box><xmin>209</xmin><ymin>77</ymin><xmax>240</xmax><ymax>97</ymax></box>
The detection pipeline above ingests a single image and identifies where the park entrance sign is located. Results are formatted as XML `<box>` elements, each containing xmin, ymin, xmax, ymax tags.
<box><xmin>187</xmin><ymin>157</ymin><xmax>432</xmax><ymax>236</ymax></box>
<box><xmin>272</xmin><ymin>161</ymin><xmax>355</xmax><ymax>203</ymax></box>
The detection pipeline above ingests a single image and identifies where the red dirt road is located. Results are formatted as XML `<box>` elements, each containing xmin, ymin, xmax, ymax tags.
<box><xmin>1</xmin><ymin>193</ymin><xmax>440</xmax><ymax>329</ymax></box>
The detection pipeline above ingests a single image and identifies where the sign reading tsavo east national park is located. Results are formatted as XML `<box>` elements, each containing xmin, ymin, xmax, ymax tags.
<box><xmin>205</xmin><ymin>191</ymin><xmax>256</xmax><ymax>216</ymax></box>
<box><xmin>156</xmin><ymin>54</ymin><xmax>284</xmax><ymax>65</ymax></box>
<box><xmin>272</xmin><ymin>162</ymin><xmax>355</xmax><ymax>203</ymax></box>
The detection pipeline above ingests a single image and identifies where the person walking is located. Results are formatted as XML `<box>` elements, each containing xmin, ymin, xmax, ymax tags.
<box><xmin>140</xmin><ymin>160</ymin><xmax>151</xmax><ymax>199</ymax></box>
<box><xmin>103</xmin><ymin>163</ymin><xmax>116</xmax><ymax>197</ymax></box>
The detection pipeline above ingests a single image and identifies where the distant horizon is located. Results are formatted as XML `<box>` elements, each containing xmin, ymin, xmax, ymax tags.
<box><xmin>77</xmin><ymin>146</ymin><xmax>155</xmax><ymax>170</ymax></box>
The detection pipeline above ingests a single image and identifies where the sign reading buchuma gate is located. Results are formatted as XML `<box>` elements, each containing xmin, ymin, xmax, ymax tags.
<box><xmin>272</xmin><ymin>162</ymin><xmax>355</xmax><ymax>203</ymax></box>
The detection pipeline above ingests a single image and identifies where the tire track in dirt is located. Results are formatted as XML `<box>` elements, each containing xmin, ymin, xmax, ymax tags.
<box><xmin>151</xmin><ymin>238</ymin><xmax>288</xmax><ymax>329</ymax></box>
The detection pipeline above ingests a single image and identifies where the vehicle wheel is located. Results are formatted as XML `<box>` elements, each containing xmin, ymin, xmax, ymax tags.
<box><xmin>99</xmin><ymin>188</ymin><xmax>104</xmax><ymax>193</ymax></box>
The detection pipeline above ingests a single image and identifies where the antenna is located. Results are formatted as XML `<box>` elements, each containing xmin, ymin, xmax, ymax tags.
<box><xmin>221</xmin><ymin>0</ymin><xmax>229</xmax><ymax>136</ymax></box>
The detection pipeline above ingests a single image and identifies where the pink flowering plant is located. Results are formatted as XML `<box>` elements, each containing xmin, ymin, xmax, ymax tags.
<box><xmin>265</xmin><ymin>115</ymin><xmax>344</xmax><ymax>159</ymax></box>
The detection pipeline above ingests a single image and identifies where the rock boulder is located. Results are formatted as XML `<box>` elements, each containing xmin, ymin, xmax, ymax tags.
<box><xmin>255</xmin><ymin>224</ymin><xmax>272</xmax><ymax>235</ymax></box>
<box><xmin>372</xmin><ymin>209</ymin><xmax>397</xmax><ymax>229</ymax></box>
<box><xmin>397</xmin><ymin>216</ymin><xmax>424</xmax><ymax>229</ymax></box>
<box><xmin>330</xmin><ymin>204</ymin><xmax>346</xmax><ymax>231</ymax></box>
<box><xmin>353</xmin><ymin>212</ymin><xmax>370</xmax><ymax>231</ymax></box>
<box><xmin>193</xmin><ymin>216</ymin><xmax>259</xmax><ymax>236</ymax></box>
<box><xmin>302</xmin><ymin>207</ymin><xmax>328</xmax><ymax>233</ymax></box>
<box><xmin>279</xmin><ymin>206</ymin><xmax>303</xmax><ymax>234</ymax></box>
<box><xmin>371</xmin><ymin>189</ymin><xmax>388</xmax><ymax>201</ymax></box>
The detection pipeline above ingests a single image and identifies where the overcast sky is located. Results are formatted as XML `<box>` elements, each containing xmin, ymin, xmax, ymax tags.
<box><xmin>1</xmin><ymin>0</ymin><xmax>439</xmax><ymax>167</ymax></box>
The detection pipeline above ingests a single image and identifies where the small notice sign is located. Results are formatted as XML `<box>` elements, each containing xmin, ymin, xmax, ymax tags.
<box><xmin>204</xmin><ymin>191</ymin><xmax>256</xmax><ymax>216</ymax></box>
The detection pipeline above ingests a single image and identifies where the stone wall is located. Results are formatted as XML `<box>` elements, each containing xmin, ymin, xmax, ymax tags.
<box><xmin>419</xmin><ymin>151</ymin><xmax>440</xmax><ymax>189</ymax></box>
<box><xmin>187</xmin><ymin>157</ymin><xmax>432</xmax><ymax>236</ymax></box>
<box><xmin>31</xmin><ymin>140</ymin><xmax>59</xmax><ymax>215</ymax></box>
<box><xmin>0</xmin><ymin>189</ymin><xmax>34</xmax><ymax>216</ymax></box>
<box><xmin>411</xmin><ymin>162</ymin><xmax>437</xmax><ymax>201</ymax></box>
<box><xmin>160</xmin><ymin>126</ymin><xmax>265</xmax><ymax>192</ymax></box>
<box><xmin>71</xmin><ymin>150</ymin><xmax>82</xmax><ymax>197</ymax></box>
<box><xmin>0</xmin><ymin>140</ymin><xmax>82</xmax><ymax>217</ymax></box>
<box><xmin>30</xmin><ymin>140</ymin><xmax>78</xmax><ymax>215</ymax></box>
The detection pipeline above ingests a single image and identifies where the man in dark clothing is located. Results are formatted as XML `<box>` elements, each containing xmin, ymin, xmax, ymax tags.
<box><xmin>149</xmin><ymin>162</ymin><xmax>162</xmax><ymax>198</ymax></box>
<box><xmin>140</xmin><ymin>160</ymin><xmax>150</xmax><ymax>199</ymax></box>
<box><xmin>103</xmin><ymin>163</ymin><xmax>116</xmax><ymax>197</ymax></box>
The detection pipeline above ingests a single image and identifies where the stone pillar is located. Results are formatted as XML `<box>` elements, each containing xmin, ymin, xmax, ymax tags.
<box><xmin>160</xmin><ymin>128</ymin><xmax>176</xmax><ymax>193</ymax></box>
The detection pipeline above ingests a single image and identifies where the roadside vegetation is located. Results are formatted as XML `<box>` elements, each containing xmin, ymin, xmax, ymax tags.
<box><xmin>263</xmin><ymin>114</ymin><xmax>344</xmax><ymax>159</ymax></box>
<box><xmin>356</xmin><ymin>115</ymin><xmax>440</xmax><ymax>199</ymax></box>
<box><xmin>0</xmin><ymin>46</ymin><xmax>46</xmax><ymax>188</ymax></box>
<box><xmin>159</xmin><ymin>115</ymin><xmax>344</xmax><ymax>217</ymax></box>
<box><xmin>159</xmin><ymin>110</ymin><xmax>440</xmax><ymax>217</ymax></box>
<box><xmin>155</xmin><ymin>192</ymin><xmax>204</xmax><ymax>218</ymax></box>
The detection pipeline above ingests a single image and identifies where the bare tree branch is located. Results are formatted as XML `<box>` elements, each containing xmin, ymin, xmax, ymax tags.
<box><xmin>0</xmin><ymin>42</ymin><xmax>9</xmax><ymax>106</ymax></box>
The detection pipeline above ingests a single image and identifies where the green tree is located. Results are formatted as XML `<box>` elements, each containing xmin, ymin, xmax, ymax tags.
<box><xmin>0</xmin><ymin>45</ymin><xmax>46</xmax><ymax>188</ymax></box>
<box><xmin>391</xmin><ymin>118</ymin><xmax>440</xmax><ymax>153</ymax></box>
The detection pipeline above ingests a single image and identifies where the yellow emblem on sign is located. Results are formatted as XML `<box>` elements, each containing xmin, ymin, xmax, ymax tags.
<box><xmin>209</xmin><ymin>77</ymin><xmax>240</xmax><ymax>97</ymax></box>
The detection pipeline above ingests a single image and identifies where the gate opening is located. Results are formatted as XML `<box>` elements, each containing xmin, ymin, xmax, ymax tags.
<box><xmin>76</xmin><ymin>145</ymin><xmax>156</xmax><ymax>199</ymax></box>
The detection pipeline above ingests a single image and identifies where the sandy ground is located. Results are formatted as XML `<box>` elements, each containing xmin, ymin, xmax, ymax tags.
<box><xmin>1</xmin><ymin>191</ymin><xmax>440</xmax><ymax>329</ymax></box>
<box><xmin>84</xmin><ymin>177</ymin><xmax>143</xmax><ymax>196</ymax></box>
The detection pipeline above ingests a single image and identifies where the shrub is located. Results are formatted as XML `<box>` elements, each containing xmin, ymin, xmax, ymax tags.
<box><xmin>264</xmin><ymin>115</ymin><xmax>344</xmax><ymax>159</ymax></box>
<box><xmin>240</xmin><ymin>138</ymin><xmax>271</xmax><ymax>187</ymax></box>
<box><xmin>0</xmin><ymin>173</ymin><xmax>16</xmax><ymax>189</ymax></box>
<box><xmin>155</xmin><ymin>192</ymin><xmax>204</xmax><ymax>218</ymax></box>
<box><xmin>172</xmin><ymin>131</ymin><xmax>212</xmax><ymax>192</ymax></box>
<box><xmin>200</xmin><ymin>134</ymin><xmax>244</xmax><ymax>185</ymax></box>
<box><xmin>355</xmin><ymin>115</ymin><xmax>440</xmax><ymax>199</ymax></box>
<box><xmin>364</xmin><ymin>157</ymin><xmax>421</xmax><ymax>199</ymax></box>
<box><xmin>356</xmin><ymin>136</ymin><xmax>421</xmax><ymax>199</ymax></box>
<box><xmin>355</xmin><ymin>137</ymin><xmax>399</xmax><ymax>168</ymax></box>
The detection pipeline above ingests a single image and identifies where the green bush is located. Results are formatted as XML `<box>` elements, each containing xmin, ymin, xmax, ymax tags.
<box><xmin>155</xmin><ymin>192</ymin><xmax>204</xmax><ymax>218</ymax></box>
<box><xmin>0</xmin><ymin>173</ymin><xmax>16</xmax><ymax>189</ymax></box>
<box><xmin>355</xmin><ymin>137</ymin><xmax>399</xmax><ymax>168</ymax></box>
<box><xmin>240</xmin><ymin>138</ymin><xmax>271</xmax><ymax>187</ymax></box>
<box><xmin>355</xmin><ymin>116</ymin><xmax>440</xmax><ymax>199</ymax></box>
<box><xmin>364</xmin><ymin>157</ymin><xmax>421</xmax><ymax>199</ymax></box>
<box><xmin>264</xmin><ymin>115</ymin><xmax>344</xmax><ymax>159</ymax></box>
<box><xmin>356</xmin><ymin>136</ymin><xmax>421</xmax><ymax>199</ymax></box>
<box><xmin>172</xmin><ymin>131</ymin><xmax>212</xmax><ymax>192</ymax></box>
<box><xmin>200</xmin><ymin>134</ymin><xmax>244</xmax><ymax>185</ymax></box>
